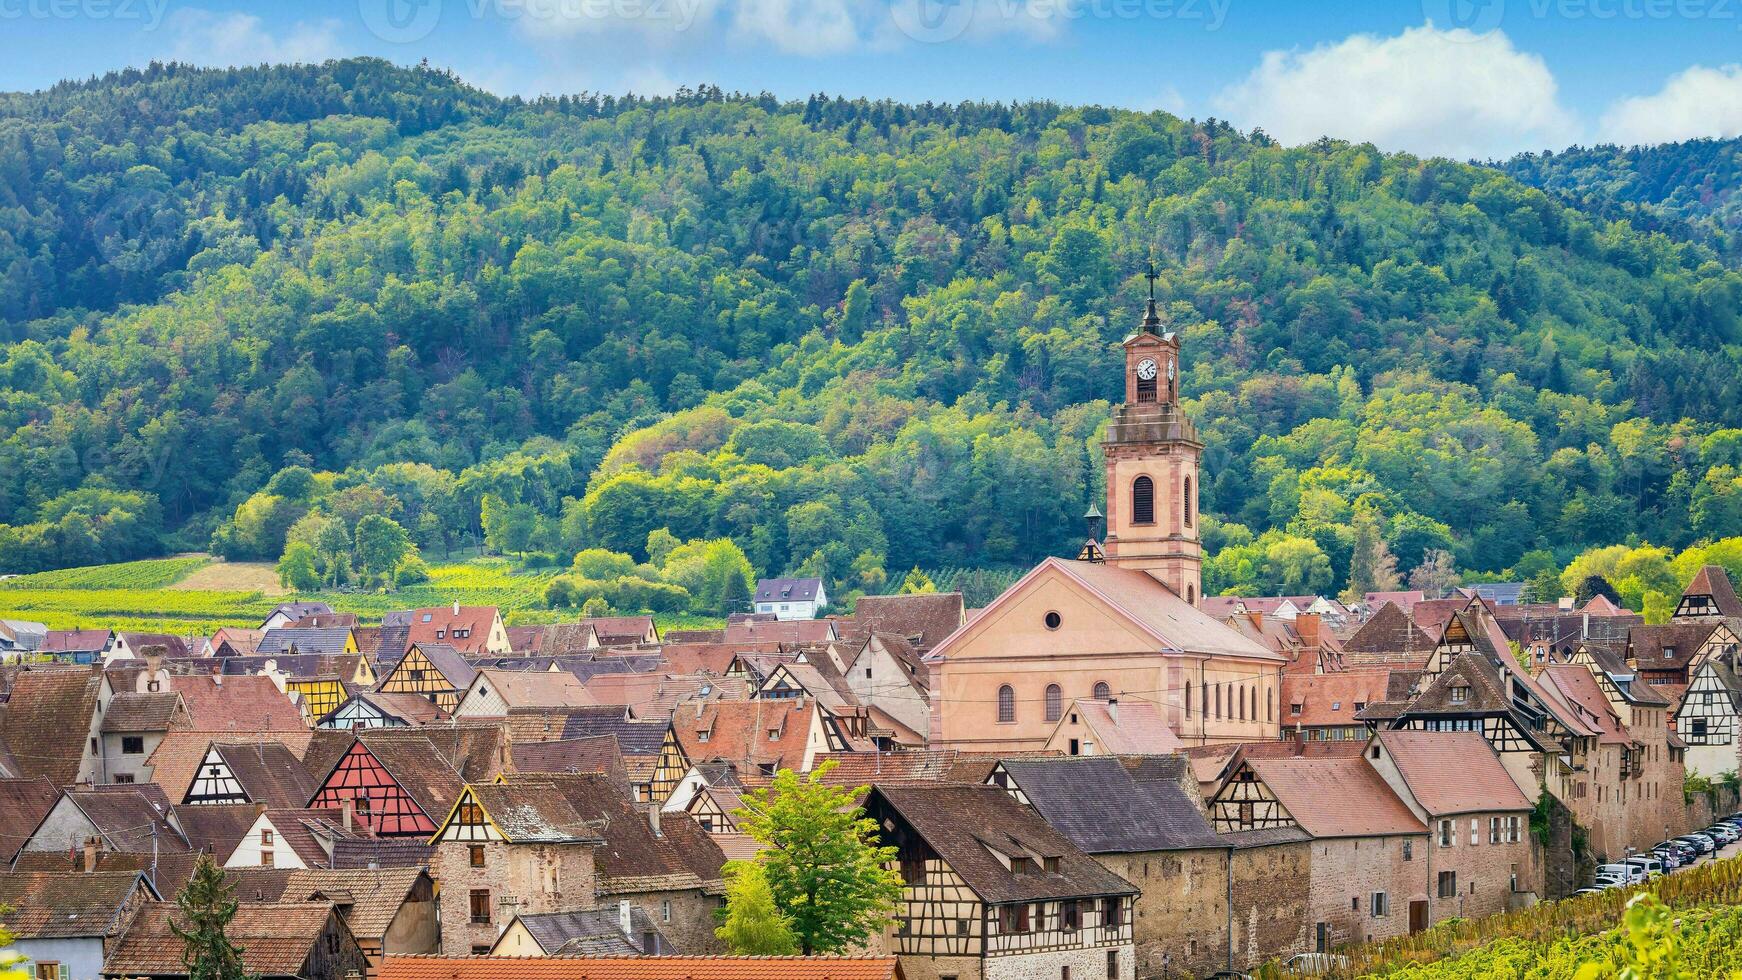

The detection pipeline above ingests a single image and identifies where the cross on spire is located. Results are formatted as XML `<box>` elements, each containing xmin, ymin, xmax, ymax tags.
<box><xmin>1142</xmin><ymin>261</ymin><xmax>1162</xmax><ymax>330</ymax></box>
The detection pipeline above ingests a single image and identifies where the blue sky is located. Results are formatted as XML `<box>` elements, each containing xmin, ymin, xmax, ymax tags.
<box><xmin>6</xmin><ymin>0</ymin><xmax>1742</xmax><ymax>157</ymax></box>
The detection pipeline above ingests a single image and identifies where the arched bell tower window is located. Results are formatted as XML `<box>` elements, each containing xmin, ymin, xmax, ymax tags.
<box><xmin>1184</xmin><ymin>476</ymin><xmax>1194</xmax><ymax>528</ymax></box>
<box><xmin>1132</xmin><ymin>476</ymin><xmax>1155</xmax><ymax>525</ymax></box>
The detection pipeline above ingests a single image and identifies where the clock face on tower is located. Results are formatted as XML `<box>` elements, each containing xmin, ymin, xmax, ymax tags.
<box><xmin>1136</xmin><ymin>358</ymin><xmax>1158</xmax><ymax>381</ymax></box>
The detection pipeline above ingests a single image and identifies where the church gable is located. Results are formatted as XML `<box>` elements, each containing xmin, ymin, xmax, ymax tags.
<box><xmin>929</xmin><ymin>562</ymin><xmax>1161</xmax><ymax>664</ymax></box>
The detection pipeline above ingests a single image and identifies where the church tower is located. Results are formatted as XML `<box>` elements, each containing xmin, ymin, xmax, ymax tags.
<box><xmin>1100</xmin><ymin>275</ymin><xmax>1203</xmax><ymax>605</ymax></box>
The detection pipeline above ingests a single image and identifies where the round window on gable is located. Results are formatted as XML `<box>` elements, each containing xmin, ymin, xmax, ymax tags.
<box><xmin>1044</xmin><ymin>611</ymin><xmax>1062</xmax><ymax>630</ymax></box>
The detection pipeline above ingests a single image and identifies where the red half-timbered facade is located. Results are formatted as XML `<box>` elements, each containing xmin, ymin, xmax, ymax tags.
<box><xmin>309</xmin><ymin>740</ymin><xmax>438</xmax><ymax>836</ymax></box>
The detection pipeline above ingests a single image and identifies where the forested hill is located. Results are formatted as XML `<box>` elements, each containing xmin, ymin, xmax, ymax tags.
<box><xmin>1496</xmin><ymin>139</ymin><xmax>1742</xmax><ymax>257</ymax></box>
<box><xmin>2</xmin><ymin>58</ymin><xmax>1742</xmax><ymax>608</ymax></box>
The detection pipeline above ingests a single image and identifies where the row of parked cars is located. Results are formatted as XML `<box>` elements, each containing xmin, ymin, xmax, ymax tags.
<box><xmin>1574</xmin><ymin>813</ymin><xmax>1742</xmax><ymax>894</ymax></box>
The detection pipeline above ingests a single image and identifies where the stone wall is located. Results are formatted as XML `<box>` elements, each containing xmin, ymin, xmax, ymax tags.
<box><xmin>1229</xmin><ymin>840</ymin><xmax>1311</xmax><ymax>970</ymax></box>
<box><xmin>1302</xmin><ymin>835</ymin><xmax>1423</xmax><ymax>951</ymax></box>
<box><xmin>1421</xmin><ymin>813</ymin><xmax>1537</xmax><ymax>924</ymax></box>
<box><xmin>1094</xmin><ymin>847</ymin><xmax>1227</xmax><ymax>978</ymax></box>
<box><xmin>430</xmin><ymin>839</ymin><xmax>598</xmax><ymax>956</ymax></box>
<box><xmin>600</xmin><ymin>884</ymin><xmax>724</xmax><ymax>954</ymax></box>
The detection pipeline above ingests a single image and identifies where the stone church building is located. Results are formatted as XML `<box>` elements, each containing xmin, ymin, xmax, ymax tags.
<box><xmin>926</xmin><ymin>296</ymin><xmax>1285</xmax><ymax>751</ymax></box>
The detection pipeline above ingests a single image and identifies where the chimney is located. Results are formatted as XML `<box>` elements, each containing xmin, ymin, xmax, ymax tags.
<box><xmin>341</xmin><ymin>797</ymin><xmax>355</xmax><ymax>833</ymax></box>
<box><xmin>83</xmin><ymin>837</ymin><xmax>98</xmax><ymax>873</ymax></box>
<box><xmin>1582</xmin><ymin>612</ymin><xmax>1590</xmax><ymax>640</ymax></box>
<box><xmin>618</xmin><ymin>900</ymin><xmax>633</xmax><ymax>938</ymax></box>
<box><xmin>1245</xmin><ymin>611</ymin><xmax>1263</xmax><ymax>631</ymax></box>
<box><xmin>648</xmin><ymin>805</ymin><xmax>662</xmax><ymax>838</ymax></box>
<box><xmin>453</xmin><ymin>600</ymin><xmax>461</xmax><ymax>617</ymax></box>
<box><xmin>1106</xmin><ymin>698</ymin><xmax>1118</xmax><ymax>724</ymax></box>
<box><xmin>1295</xmin><ymin>613</ymin><xmax>1321</xmax><ymax>649</ymax></box>
<box><xmin>254</xmin><ymin>801</ymin><xmax>268</xmax><ymax>819</ymax></box>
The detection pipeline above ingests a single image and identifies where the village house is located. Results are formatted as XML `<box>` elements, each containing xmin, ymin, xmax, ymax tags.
<box><xmin>222</xmin><ymin>807</ymin><xmax>360</xmax><ymax>869</ymax></box>
<box><xmin>490</xmin><ymin>904</ymin><xmax>674</xmax><ymax>956</ymax></box>
<box><xmin>1281</xmin><ymin>671</ymin><xmax>1394</xmax><ymax>743</ymax></box>
<box><xmin>1671</xmin><ymin>565</ymin><xmax>1742</xmax><ymax>620</ymax></box>
<box><xmin>1364</xmin><ymin>730</ymin><xmax>1538</xmax><ymax>923</ymax></box>
<box><xmin>1206</xmin><ymin>748</ymin><xmax>1427</xmax><ymax>948</ymax></box>
<box><xmin>401</xmin><ymin>603</ymin><xmax>511</xmax><ymax>657</ymax></box>
<box><xmin>97</xmin><ymin>690</ymin><xmax>188</xmax><ymax>785</ymax></box>
<box><xmin>0</xmin><ymin>666</ymin><xmax>103</xmax><ymax>786</ymax></box>
<box><xmin>580</xmin><ymin>615</ymin><xmax>660</xmax><ymax>646</ymax></box>
<box><xmin>260</xmin><ymin>602</ymin><xmax>337</xmax><ymax>632</ymax></box>
<box><xmin>865</xmin><ymin>782</ymin><xmax>1139</xmax><ymax>980</ymax></box>
<box><xmin>376</xmin><ymin>955</ymin><xmax>902</xmax><ymax>980</ymax></box>
<box><xmin>1042</xmin><ymin>698</ymin><xmax>1184</xmax><ymax>756</ymax></box>
<box><xmin>1675</xmin><ymin>647</ymin><xmax>1742</xmax><ymax>778</ymax></box>
<box><xmin>990</xmin><ymin>756</ymin><xmax>1228</xmax><ymax>977</ymax></box>
<box><xmin>0</xmin><ymin>870</ymin><xmax>156</xmax><ymax>980</ymax></box>
<box><xmin>452</xmin><ymin>667</ymin><xmax>596</xmax><ymax>718</ymax></box>
<box><xmin>317</xmin><ymin>690</ymin><xmax>451</xmax><ymax>729</ymax></box>
<box><xmin>40</xmin><ymin>628</ymin><xmax>113</xmax><ymax>664</ymax></box>
<box><xmin>282</xmin><ymin>867</ymin><xmax>440</xmax><ymax>969</ymax></box>
<box><xmin>374</xmin><ymin>641</ymin><xmax>477</xmax><ymax>712</ymax></box>
<box><xmin>307</xmin><ymin>727</ymin><xmax>505</xmax><ymax>837</ymax></box>
<box><xmin>754</xmin><ymin>576</ymin><xmax>829</xmax><ymax>620</ymax></box>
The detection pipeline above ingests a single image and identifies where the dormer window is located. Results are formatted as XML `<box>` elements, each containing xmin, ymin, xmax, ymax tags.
<box><xmin>1010</xmin><ymin>855</ymin><xmax>1031</xmax><ymax>874</ymax></box>
<box><xmin>1043</xmin><ymin>856</ymin><xmax>1059</xmax><ymax>874</ymax></box>
<box><xmin>1450</xmin><ymin>685</ymin><xmax>1470</xmax><ymax>704</ymax></box>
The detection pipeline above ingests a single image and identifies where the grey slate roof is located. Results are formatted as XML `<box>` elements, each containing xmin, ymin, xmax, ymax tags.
<box><xmin>996</xmin><ymin>757</ymin><xmax>1220</xmax><ymax>854</ymax></box>
<box><xmin>514</xmin><ymin>906</ymin><xmax>673</xmax><ymax>955</ymax></box>
<box><xmin>258</xmin><ymin>627</ymin><xmax>354</xmax><ymax>656</ymax></box>
<box><xmin>755</xmin><ymin>577</ymin><xmax>824</xmax><ymax>603</ymax></box>
<box><xmin>561</xmin><ymin>712</ymin><xmax>667</xmax><ymax>755</ymax></box>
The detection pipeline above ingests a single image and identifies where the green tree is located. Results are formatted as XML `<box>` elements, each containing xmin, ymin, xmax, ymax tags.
<box><xmin>1408</xmin><ymin>549</ymin><xmax>1461</xmax><ymax>598</ymax></box>
<box><xmin>1343</xmin><ymin>505</ymin><xmax>1401</xmax><ymax>604</ymax></box>
<box><xmin>276</xmin><ymin>541</ymin><xmax>321</xmax><ymax>591</ymax></box>
<box><xmin>171</xmin><ymin>854</ymin><xmax>246</xmax><ymax>980</ymax></box>
<box><xmin>715</xmin><ymin>860</ymin><xmax>798</xmax><ymax>955</ymax></box>
<box><xmin>732</xmin><ymin>763</ymin><xmax>903</xmax><ymax>955</ymax></box>
<box><xmin>899</xmin><ymin>567</ymin><xmax>937</xmax><ymax>594</ymax></box>
<box><xmin>0</xmin><ymin>903</ymin><xmax>26</xmax><ymax>980</ymax></box>
<box><xmin>354</xmin><ymin>514</ymin><xmax>413</xmax><ymax>585</ymax></box>
<box><xmin>580</xmin><ymin>596</ymin><xmax>611</xmax><ymax>618</ymax></box>
<box><xmin>481</xmin><ymin>494</ymin><xmax>538</xmax><ymax>556</ymax></box>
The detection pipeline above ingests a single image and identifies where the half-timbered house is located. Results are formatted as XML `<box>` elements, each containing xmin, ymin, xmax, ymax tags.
<box><xmin>1673</xmin><ymin>565</ymin><xmax>1742</xmax><ymax>621</ymax></box>
<box><xmin>1627</xmin><ymin>621</ymin><xmax>1741</xmax><ymax>687</ymax></box>
<box><xmin>317</xmin><ymin>690</ymin><xmax>450</xmax><ymax>729</ymax></box>
<box><xmin>182</xmin><ymin>741</ymin><xmax>320</xmax><ymax>809</ymax></box>
<box><xmin>307</xmin><ymin>728</ymin><xmax>504</xmax><ymax>837</ymax></box>
<box><xmin>374</xmin><ymin>642</ymin><xmax>476</xmax><ymax>712</ymax></box>
<box><xmin>865</xmin><ymin>783</ymin><xmax>1138</xmax><ymax>980</ymax></box>
<box><xmin>1676</xmin><ymin>650</ymin><xmax>1742</xmax><ymax>778</ymax></box>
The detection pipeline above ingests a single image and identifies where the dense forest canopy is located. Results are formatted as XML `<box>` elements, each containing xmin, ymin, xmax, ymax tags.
<box><xmin>2</xmin><ymin>58</ymin><xmax>1742</xmax><ymax>609</ymax></box>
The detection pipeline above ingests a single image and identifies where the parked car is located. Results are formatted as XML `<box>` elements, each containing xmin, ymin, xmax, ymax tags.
<box><xmin>1624</xmin><ymin>856</ymin><xmax>1665</xmax><ymax>877</ymax></box>
<box><xmin>1573</xmin><ymin>886</ymin><xmax>1608</xmax><ymax>896</ymax></box>
<box><xmin>1594</xmin><ymin>876</ymin><xmax>1626</xmax><ymax>889</ymax></box>
<box><xmin>1649</xmin><ymin>849</ymin><xmax>1681</xmax><ymax>870</ymax></box>
<box><xmin>1661</xmin><ymin>839</ymin><xmax>1698</xmax><ymax>859</ymax></box>
<box><xmin>1708</xmin><ymin>824</ymin><xmax>1739</xmax><ymax>844</ymax></box>
<box><xmin>1597</xmin><ymin>863</ymin><xmax>1646</xmax><ymax>883</ymax></box>
<box><xmin>1677</xmin><ymin>834</ymin><xmax>1716</xmax><ymax>853</ymax></box>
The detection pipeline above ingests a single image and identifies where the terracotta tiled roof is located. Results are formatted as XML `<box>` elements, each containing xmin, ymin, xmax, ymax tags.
<box><xmin>330</xmin><ymin>837</ymin><xmax>434</xmax><ymax>869</ymax></box>
<box><xmin>0</xmin><ymin>870</ymin><xmax>152</xmax><ymax>938</ymax></box>
<box><xmin>1365</xmin><ymin>590</ymin><xmax>1426</xmax><ymax>611</ymax></box>
<box><xmin>533</xmin><ymin>773</ymin><xmax>725</xmax><ymax>888</ymax></box>
<box><xmin>41</xmin><ymin>629</ymin><xmax>110</xmax><ymax>654</ymax></box>
<box><xmin>1342</xmin><ymin>602</ymin><xmax>1437</xmax><ymax>663</ymax></box>
<box><xmin>1067</xmin><ymin>699</ymin><xmax>1185</xmax><ymax>754</ymax></box>
<box><xmin>254</xmin><ymin>806</ymin><xmax>359</xmax><ymax>867</ymax></box>
<box><xmin>208</xmin><ymin>741</ymin><xmax>322</xmax><ymax>807</ymax></box>
<box><xmin>259</xmin><ymin>627</ymin><xmax>356</xmax><ymax>656</ymax></box>
<box><xmin>1541</xmin><ymin>666</ymin><xmax>1631</xmax><ymax>745</ymax></box>
<box><xmin>349</xmin><ymin>728</ymin><xmax>504</xmax><ymax>816</ymax></box>
<box><xmin>580</xmin><ymin>616</ymin><xmax>658</xmax><ymax>646</ymax></box>
<box><xmin>105</xmin><ymin>901</ymin><xmax>338</xmax><ymax>977</ymax></box>
<box><xmin>657</xmin><ymin>643</ymin><xmax>753</xmax><ymax>676</ymax></box>
<box><xmin>0</xmin><ymin>777</ymin><xmax>59</xmax><ymax>860</ymax></box>
<box><xmin>172</xmin><ymin>802</ymin><xmax>259</xmax><ymax>857</ymax></box>
<box><xmin>0</xmin><ymin>666</ymin><xmax>100</xmax><ymax>784</ymax></box>
<box><xmin>120</xmin><ymin>633</ymin><xmax>195</xmax><ymax>658</ymax></box>
<box><xmin>146</xmin><ymin>730</ymin><xmax>321</xmax><ymax>804</ymax></box>
<box><xmin>338</xmin><ymin>690</ymin><xmax>452</xmax><ymax>726</ymax></box>
<box><xmin>868</xmin><ymin>783</ymin><xmax>1137</xmax><ymax>904</ymax></box>
<box><xmin>809</xmin><ymin>750</ymin><xmax>963</xmax><ymax>785</ymax></box>
<box><xmin>61</xmin><ymin>784</ymin><xmax>191</xmax><ymax>853</ymax></box>
<box><xmin>510</xmin><ymin>906</ymin><xmax>669</xmax><ymax>955</ymax></box>
<box><xmin>1681</xmin><ymin>565</ymin><xmax>1742</xmax><ymax>618</ymax></box>
<box><xmin>100</xmin><ymin>691</ymin><xmax>187</xmax><ymax>733</ymax></box>
<box><xmin>1281</xmin><ymin>670</ymin><xmax>1393</xmax><ymax>729</ymax></box>
<box><xmin>285</xmin><ymin>867</ymin><xmax>430</xmax><ymax>940</ymax></box>
<box><xmin>836</xmin><ymin>592</ymin><xmax>965</xmax><ymax>649</ymax></box>
<box><xmin>1243</xmin><ymin>756</ymin><xmax>1426</xmax><ymax>838</ymax></box>
<box><xmin>378</xmin><ymin>955</ymin><xmax>901</xmax><ymax>980</ymax></box>
<box><xmin>723</xmin><ymin>620</ymin><xmax>838</xmax><ymax>645</ymax></box>
<box><xmin>671</xmin><ymin>699</ymin><xmax>818</xmax><ymax>773</ymax></box>
<box><xmin>1374</xmin><ymin>730</ymin><xmax>1531</xmax><ymax>816</ymax></box>
<box><xmin>1628</xmin><ymin>622</ymin><xmax>1724</xmax><ymax>673</ymax></box>
<box><xmin>404</xmin><ymin>606</ymin><xmax>501</xmax><ymax>656</ymax></box>
<box><xmin>511</xmin><ymin>734</ymin><xmax>625</xmax><ymax>779</ymax></box>
<box><xmin>466</xmin><ymin>668</ymin><xmax>596</xmax><ymax>711</ymax></box>
<box><xmin>169</xmin><ymin>674</ymin><xmax>305</xmax><ymax>731</ymax></box>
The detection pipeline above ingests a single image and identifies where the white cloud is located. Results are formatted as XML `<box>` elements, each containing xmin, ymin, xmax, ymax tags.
<box><xmin>165</xmin><ymin>9</ymin><xmax>342</xmax><ymax>66</ymax></box>
<box><xmin>731</xmin><ymin>0</ymin><xmax>863</xmax><ymax>54</ymax></box>
<box><xmin>1143</xmin><ymin>84</ymin><xmax>1187</xmax><ymax>117</ymax></box>
<box><xmin>1213</xmin><ymin>24</ymin><xmax>1578</xmax><ymax>160</ymax></box>
<box><xmin>1602</xmin><ymin>65</ymin><xmax>1742</xmax><ymax>146</ymax></box>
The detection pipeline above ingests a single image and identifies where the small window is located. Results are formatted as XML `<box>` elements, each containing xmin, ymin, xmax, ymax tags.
<box><xmin>1093</xmin><ymin>681</ymin><xmax>1111</xmax><ymax>700</ymax></box>
<box><xmin>1450</xmin><ymin>686</ymin><xmax>1470</xmax><ymax>704</ymax></box>
<box><xmin>661</xmin><ymin>900</ymin><xmax>672</xmax><ymax>923</ymax></box>
<box><xmin>1370</xmin><ymin>892</ymin><xmax>1389</xmax><ymax>917</ymax></box>
<box><xmin>1106</xmin><ymin>950</ymin><xmax>1119</xmax><ymax>979</ymax></box>
<box><xmin>1103</xmin><ymin>896</ymin><xmax>1123</xmax><ymax>927</ymax></box>
<box><xmin>1402</xmin><ymin>840</ymin><xmax>1413</xmax><ymax>861</ymax></box>
<box><xmin>261</xmin><ymin>830</ymin><xmax>274</xmax><ymax>846</ymax></box>
<box><xmin>1438</xmin><ymin>871</ymin><xmax>1456</xmax><ymax>899</ymax></box>
<box><xmin>1184</xmin><ymin>476</ymin><xmax>1194</xmax><ymax>528</ymax></box>
<box><xmin>470</xmin><ymin>889</ymin><xmax>491</xmax><ymax>924</ymax></box>
<box><xmin>121</xmin><ymin>736</ymin><xmax>145</xmax><ymax>755</ymax></box>
<box><xmin>1132</xmin><ymin>476</ymin><xmax>1155</xmax><ymax>525</ymax></box>
<box><xmin>260</xmin><ymin>850</ymin><xmax>274</xmax><ymax>867</ymax></box>
<box><xmin>997</xmin><ymin>685</ymin><xmax>1016</xmax><ymax>724</ymax></box>
<box><xmin>1061</xmin><ymin>899</ymin><xmax>1079</xmax><ymax>931</ymax></box>
<box><xmin>1044</xmin><ymin>611</ymin><xmax>1062</xmax><ymax>630</ymax></box>
<box><xmin>470</xmin><ymin>845</ymin><xmax>486</xmax><ymax>868</ymax></box>
<box><xmin>1045</xmin><ymin>685</ymin><xmax>1063</xmax><ymax>723</ymax></box>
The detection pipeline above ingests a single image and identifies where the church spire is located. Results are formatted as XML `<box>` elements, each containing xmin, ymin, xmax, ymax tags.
<box><xmin>1142</xmin><ymin>261</ymin><xmax>1162</xmax><ymax>333</ymax></box>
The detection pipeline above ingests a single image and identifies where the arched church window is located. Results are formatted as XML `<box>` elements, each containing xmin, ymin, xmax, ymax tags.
<box><xmin>1132</xmin><ymin>476</ymin><xmax>1155</xmax><ymax>525</ymax></box>
<box><xmin>997</xmin><ymin>685</ymin><xmax>1015</xmax><ymax>724</ymax></box>
<box><xmin>1184</xmin><ymin>681</ymin><xmax>1193</xmax><ymax>716</ymax></box>
<box><xmin>1187</xmin><ymin>583</ymin><xmax>1195</xmax><ymax>604</ymax></box>
<box><xmin>1093</xmin><ymin>681</ymin><xmax>1111</xmax><ymax>700</ymax></box>
<box><xmin>1045</xmin><ymin>684</ymin><xmax>1063</xmax><ymax>722</ymax></box>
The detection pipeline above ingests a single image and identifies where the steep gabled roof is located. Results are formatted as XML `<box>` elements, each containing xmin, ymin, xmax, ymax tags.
<box><xmin>464</xmin><ymin>667</ymin><xmax>596</xmax><ymax>712</ymax></box>
<box><xmin>1681</xmin><ymin>565</ymin><xmax>1742</xmax><ymax>618</ymax></box>
<box><xmin>101</xmin><ymin>691</ymin><xmax>187</xmax><ymax>733</ymax></box>
<box><xmin>1066</xmin><ymin>699</ymin><xmax>1185</xmax><ymax>754</ymax></box>
<box><xmin>454</xmin><ymin>782</ymin><xmax>600</xmax><ymax>843</ymax></box>
<box><xmin>996</xmin><ymin>756</ymin><xmax>1219</xmax><ymax>853</ymax></box>
<box><xmin>1628</xmin><ymin>621</ymin><xmax>1725</xmax><ymax>673</ymax></box>
<box><xmin>168</xmin><ymin>674</ymin><xmax>305</xmax><ymax>731</ymax></box>
<box><xmin>208</xmin><ymin>741</ymin><xmax>322</xmax><ymax>808</ymax></box>
<box><xmin>1374</xmin><ymin>730</ymin><xmax>1531</xmax><ymax>815</ymax></box>
<box><xmin>0</xmin><ymin>666</ymin><xmax>100</xmax><ymax>784</ymax></box>
<box><xmin>1243</xmin><ymin>756</ymin><xmax>1425</xmax><ymax>838</ymax></box>
<box><xmin>105</xmin><ymin>901</ymin><xmax>340</xmax><ymax>977</ymax></box>
<box><xmin>0</xmin><ymin>777</ymin><xmax>59</xmax><ymax>860</ymax></box>
<box><xmin>0</xmin><ymin>870</ymin><xmax>154</xmax><ymax>939</ymax></box>
<box><xmin>869</xmin><ymin>783</ymin><xmax>1136</xmax><ymax>904</ymax></box>
<box><xmin>62</xmin><ymin>784</ymin><xmax>190</xmax><ymax>853</ymax></box>
<box><xmin>1342</xmin><ymin>602</ymin><xmax>1437</xmax><ymax>663</ymax></box>
<box><xmin>378</xmin><ymin>956</ymin><xmax>900</xmax><ymax>980</ymax></box>
<box><xmin>535</xmin><ymin>773</ymin><xmax>725</xmax><ymax>888</ymax></box>
<box><xmin>285</xmin><ymin>867</ymin><xmax>430</xmax><ymax>941</ymax></box>
<box><xmin>259</xmin><ymin>626</ymin><xmax>355</xmax><ymax>656</ymax></box>
<box><xmin>837</xmin><ymin>592</ymin><xmax>965</xmax><ymax>649</ymax></box>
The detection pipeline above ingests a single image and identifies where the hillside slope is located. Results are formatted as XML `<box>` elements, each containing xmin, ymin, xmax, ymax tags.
<box><xmin>2</xmin><ymin>59</ymin><xmax>1741</xmax><ymax>604</ymax></box>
